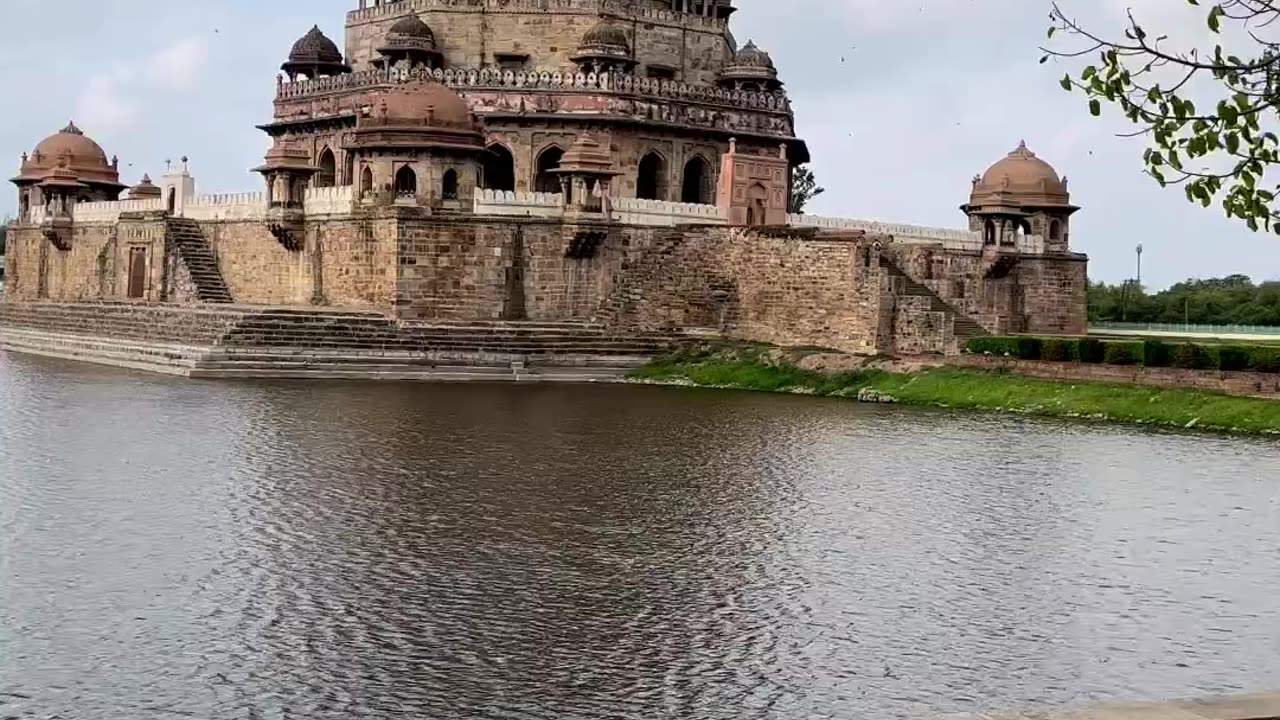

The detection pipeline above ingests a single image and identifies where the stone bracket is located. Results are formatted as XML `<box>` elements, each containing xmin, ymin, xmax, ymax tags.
<box><xmin>41</xmin><ymin>219</ymin><xmax>73</xmax><ymax>251</ymax></box>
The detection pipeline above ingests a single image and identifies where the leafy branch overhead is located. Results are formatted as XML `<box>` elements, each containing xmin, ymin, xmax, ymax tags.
<box><xmin>1043</xmin><ymin>0</ymin><xmax>1280</xmax><ymax>232</ymax></box>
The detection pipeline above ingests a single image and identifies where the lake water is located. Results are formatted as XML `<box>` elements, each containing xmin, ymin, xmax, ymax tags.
<box><xmin>1</xmin><ymin>350</ymin><xmax>1278</xmax><ymax>719</ymax></box>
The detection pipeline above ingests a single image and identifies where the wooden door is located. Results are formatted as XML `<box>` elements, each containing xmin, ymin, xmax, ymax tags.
<box><xmin>127</xmin><ymin>247</ymin><xmax>147</xmax><ymax>299</ymax></box>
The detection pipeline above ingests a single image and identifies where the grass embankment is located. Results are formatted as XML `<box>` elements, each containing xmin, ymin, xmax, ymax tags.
<box><xmin>628</xmin><ymin>345</ymin><xmax>1280</xmax><ymax>435</ymax></box>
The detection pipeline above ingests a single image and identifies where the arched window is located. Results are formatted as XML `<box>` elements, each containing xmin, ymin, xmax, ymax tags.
<box><xmin>681</xmin><ymin>155</ymin><xmax>710</xmax><ymax>204</ymax></box>
<box><xmin>442</xmin><ymin>168</ymin><xmax>459</xmax><ymax>200</ymax></box>
<box><xmin>395</xmin><ymin>166</ymin><xmax>417</xmax><ymax>196</ymax></box>
<box><xmin>983</xmin><ymin>219</ymin><xmax>996</xmax><ymax>245</ymax></box>
<box><xmin>166</xmin><ymin>189</ymin><xmax>176</xmax><ymax>214</ymax></box>
<box><xmin>637</xmin><ymin>151</ymin><xmax>666</xmax><ymax>200</ymax></box>
<box><xmin>343</xmin><ymin>153</ymin><xmax>354</xmax><ymax>186</ymax></box>
<box><xmin>481</xmin><ymin>144</ymin><xmax>516</xmax><ymax>192</ymax></box>
<box><xmin>361</xmin><ymin>166</ymin><xmax>374</xmax><ymax>195</ymax></box>
<box><xmin>1049</xmin><ymin>219</ymin><xmax>1062</xmax><ymax>241</ymax></box>
<box><xmin>535</xmin><ymin>146</ymin><xmax>564</xmax><ymax>194</ymax></box>
<box><xmin>20</xmin><ymin>191</ymin><xmax>29</xmax><ymax>220</ymax></box>
<box><xmin>316</xmin><ymin>148</ymin><xmax>336</xmax><ymax>188</ymax></box>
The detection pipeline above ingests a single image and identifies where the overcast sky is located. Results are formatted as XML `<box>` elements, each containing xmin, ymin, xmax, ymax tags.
<box><xmin>2</xmin><ymin>0</ymin><xmax>1276</xmax><ymax>289</ymax></box>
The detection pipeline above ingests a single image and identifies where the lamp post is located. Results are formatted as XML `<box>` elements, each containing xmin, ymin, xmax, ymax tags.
<box><xmin>1136</xmin><ymin>244</ymin><xmax>1144</xmax><ymax>289</ymax></box>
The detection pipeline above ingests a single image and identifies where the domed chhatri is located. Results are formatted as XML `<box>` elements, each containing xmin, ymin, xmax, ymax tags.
<box><xmin>719</xmin><ymin>40</ymin><xmax>780</xmax><ymax>91</ymax></box>
<box><xmin>127</xmin><ymin>174</ymin><xmax>163</xmax><ymax>200</ymax></box>
<box><xmin>963</xmin><ymin>141</ymin><xmax>1079</xmax><ymax>251</ymax></box>
<box><xmin>282</xmin><ymin>25</ymin><xmax>351</xmax><ymax>80</ymax></box>
<box><xmin>376</xmin><ymin>14</ymin><xmax>443</xmax><ymax>70</ymax></box>
<box><xmin>572</xmin><ymin>19</ymin><xmax>635</xmax><ymax>73</ymax></box>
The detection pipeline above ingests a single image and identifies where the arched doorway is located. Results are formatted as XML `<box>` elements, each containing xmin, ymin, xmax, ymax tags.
<box><xmin>637</xmin><ymin>151</ymin><xmax>666</xmax><ymax>200</ymax></box>
<box><xmin>1049</xmin><ymin>219</ymin><xmax>1062</xmax><ymax>241</ymax></box>
<box><xmin>535</xmin><ymin>146</ymin><xmax>564</xmax><ymax>194</ymax></box>
<box><xmin>482</xmin><ymin>144</ymin><xmax>516</xmax><ymax>192</ymax></box>
<box><xmin>316</xmin><ymin>149</ymin><xmax>336</xmax><ymax>187</ymax></box>
<box><xmin>746</xmin><ymin>183</ymin><xmax>767</xmax><ymax>226</ymax></box>
<box><xmin>983</xmin><ymin>219</ymin><xmax>996</xmax><ymax>245</ymax></box>
<box><xmin>681</xmin><ymin>156</ymin><xmax>710</xmax><ymax>204</ymax></box>
<box><xmin>166</xmin><ymin>189</ymin><xmax>176</xmax><ymax>214</ymax></box>
<box><xmin>394</xmin><ymin>166</ymin><xmax>417</xmax><ymax>196</ymax></box>
<box><xmin>343</xmin><ymin>153</ymin><xmax>354</xmax><ymax>186</ymax></box>
<box><xmin>442</xmin><ymin>168</ymin><xmax>459</xmax><ymax>200</ymax></box>
<box><xmin>361</xmin><ymin>166</ymin><xmax>374</xmax><ymax>195</ymax></box>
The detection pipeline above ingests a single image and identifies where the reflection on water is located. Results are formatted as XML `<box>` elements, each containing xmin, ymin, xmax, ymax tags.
<box><xmin>1</xmin><ymin>350</ymin><xmax>1278</xmax><ymax>719</ymax></box>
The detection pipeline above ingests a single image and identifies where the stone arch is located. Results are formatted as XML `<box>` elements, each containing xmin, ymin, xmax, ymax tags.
<box><xmin>166</xmin><ymin>188</ymin><xmax>176</xmax><ymax>214</ymax></box>
<box><xmin>19</xmin><ymin>191</ymin><xmax>29</xmax><ymax>219</ymax></box>
<box><xmin>361</xmin><ymin>165</ymin><xmax>374</xmax><ymax>194</ymax></box>
<box><xmin>442</xmin><ymin>168</ymin><xmax>459</xmax><ymax>199</ymax></box>
<box><xmin>395</xmin><ymin>165</ymin><xmax>417</xmax><ymax>195</ymax></box>
<box><xmin>746</xmin><ymin>182</ymin><xmax>768</xmax><ymax>226</ymax></box>
<box><xmin>316</xmin><ymin>148</ymin><xmax>336</xmax><ymax>188</ymax></box>
<box><xmin>482</xmin><ymin>142</ymin><xmax>516</xmax><ymax>192</ymax></box>
<box><xmin>681</xmin><ymin>154</ymin><xmax>712</xmax><ymax>204</ymax></box>
<box><xmin>1049</xmin><ymin>219</ymin><xmax>1062</xmax><ymax>241</ymax></box>
<box><xmin>534</xmin><ymin>145</ymin><xmax>565</xmax><ymax>194</ymax></box>
<box><xmin>983</xmin><ymin>219</ymin><xmax>996</xmax><ymax>245</ymax></box>
<box><xmin>343</xmin><ymin>152</ymin><xmax>355</xmax><ymax>186</ymax></box>
<box><xmin>637</xmin><ymin>150</ymin><xmax>667</xmax><ymax>200</ymax></box>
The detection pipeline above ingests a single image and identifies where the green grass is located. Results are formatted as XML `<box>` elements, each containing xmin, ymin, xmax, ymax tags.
<box><xmin>629</xmin><ymin>347</ymin><xmax>1280</xmax><ymax>435</ymax></box>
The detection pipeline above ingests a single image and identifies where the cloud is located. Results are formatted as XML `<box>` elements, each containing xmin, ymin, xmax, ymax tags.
<box><xmin>146</xmin><ymin>37</ymin><xmax>209</xmax><ymax>92</ymax></box>
<box><xmin>75</xmin><ymin>74</ymin><xmax>139</xmax><ymax>135</ymax></box>
<box><xmin>71</xmin><ymin>36</ymin><xmax>208</xmax><ymax>136</ymax></box>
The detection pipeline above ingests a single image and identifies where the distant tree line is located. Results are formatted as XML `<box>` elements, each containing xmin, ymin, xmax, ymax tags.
<box><xmin>0</xmin><ymin>216</ymin><xmax>9</xmax><ymax>255</ymax></box>
<box><xmin>1090</xmin><ymin>275</ymin><xmax>1280</xmax><ymax>326</ymax></box>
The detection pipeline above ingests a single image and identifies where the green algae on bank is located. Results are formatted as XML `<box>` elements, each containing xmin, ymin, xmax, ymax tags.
<box><xmin>628</xmin><ymin>346</ymin><xmax>1280</xmax><ymax>435</ymax></box>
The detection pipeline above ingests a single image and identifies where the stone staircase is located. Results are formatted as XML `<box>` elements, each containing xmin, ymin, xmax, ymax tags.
<box><xmin>0</xmin><ymin>303</ymin><xmax>687</xmax><ymax>381</ymax></box>
<box><xmin>167</xmin><ymin>218</ymin><xmax>233</xmax><ymax>303</ymax></box>
<box><xmin>880</xmin><ymin>256</ymin><xmax>987</xmax><ymax>343</ymax></box>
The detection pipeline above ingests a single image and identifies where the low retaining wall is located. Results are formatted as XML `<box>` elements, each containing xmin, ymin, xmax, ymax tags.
<box><xmin>952</xmin><ymin>354</ymin><xmax>1280</xmax><ymax>400</ymax></box>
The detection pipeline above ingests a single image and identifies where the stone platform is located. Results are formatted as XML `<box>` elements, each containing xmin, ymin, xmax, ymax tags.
<box><xmin>0</xmin><ymin>302</ymin><xmax>683</xmax><ymax>382</ymax></box>
<box><xmin>938</xmin><ymin>691</ymin><xmax>1280</xmax><ymax>720</ymax></box>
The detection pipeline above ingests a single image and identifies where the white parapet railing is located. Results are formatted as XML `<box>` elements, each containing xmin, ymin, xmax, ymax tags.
<box><xmin>612</xmin><ymin>197</ymin><xmax>727</xmax><ymax>226</ymax></box>
<box><xmin>27</xmin><ymin>206</ymin><xmax>47</xmax><ymax>225</ymax></box>
<box><xmin>182</xmin><ymin>191</ymin><xmax>267</xmax><ymax>221</ymax></box>
<box><xmin>787</xmin><ymin>213</ymin><xmax>1054</xmax><ymax>254</ymax></box>
<box><xmin>70</xmin><ymin>198</ymin><xmax>166</xmax><ymax>224</ymax></box>
<box><xmin>304</xmin><ymin>185</ymin><xmax>355</xmax><ymax>215</ymax></box>
<box><xmin>473</xmin><ymin>189</ymin><xmax>564</xmax><ymax>218</ymax></box>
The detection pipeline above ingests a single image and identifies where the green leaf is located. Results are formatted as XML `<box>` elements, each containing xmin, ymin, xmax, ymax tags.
<box><xmin>1208</xmin><ymin>5</ymin><xmax>1223</xmax><ymax>32</ymax></box>
<box><xmin>1061</xmin><ymin>74</ymin><xmax>1072</xmax><ymax>91</ymax></box>
<box><xmin>1227</xmin><ymin>132</ymin><xmax>1240</xmax><ymax>154</ymax></box>
<box><xmin>1089</xmin><ymin>98</ymin><xmax>1101</xmax><ymax>116</ymax></box>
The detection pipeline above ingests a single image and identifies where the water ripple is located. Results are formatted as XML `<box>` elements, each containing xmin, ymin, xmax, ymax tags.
<box><xmin>1</xmin><ymin>352</ymin><xmax>1278</xmax><ymax>719</ymax></box>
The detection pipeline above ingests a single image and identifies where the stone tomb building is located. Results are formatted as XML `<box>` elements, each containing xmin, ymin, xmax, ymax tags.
<box><xmin>2</xmin><ymin>0</ymin><xmax>1087</xmax><ymax>360</ymax></box>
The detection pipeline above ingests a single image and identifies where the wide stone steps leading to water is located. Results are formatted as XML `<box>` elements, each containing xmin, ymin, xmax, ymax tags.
<box><xmin>0</xmin><ymin>303</ymin><xmax>679</xmax><ymax>381</ymax></box>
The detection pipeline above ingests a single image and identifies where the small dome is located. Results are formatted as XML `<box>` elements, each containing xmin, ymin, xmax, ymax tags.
<box><xmin>377</xmin><ymin>79</ymin><xmax>474</xmax><ymax>127</ymax></box>
<box><xmin>381</xmin><ymin>14</ymin><xmax>437</xmax><ymax>52</ymax></box>
<box><xmin>978</xmin><ymin>141</ymin><xmax>1061</xmax><ymax>189</ymax></box>
<box><xmin>13</xmin><ymin>121</ymin><xmax>123</xmax><ymax>190</ymax></box>
<box><xmin>288</xmin><ymin>25</ymin><xmax>344</xmax><ymax>64</ymax></box>
<box><xmin>968</xmin><ymin>141</ymin><xmax>1074</xmax><ymax>210</ymax></box>
<box><xmin>581</xmin><ymin>20</ymin><xmax>630</xmax><ymax>54</ymax></box>
<box><xmin>731</xmin><ymin>40</ymin><xmax>775</xmax><ymax>70</ymax></box>
<box><xmin>128</xmin><ymin>174</ymin><xmax>162</xmax><ymax>199</ymax></box>
<box><xmin>555</xmin><ymin>133</ymin><xmax>618</xmax><ymax>176</ymax></box>
<box><xmin>720</xmin><ymin>40</ymin><xmax>780</xmax><ymax>86</ymax></box>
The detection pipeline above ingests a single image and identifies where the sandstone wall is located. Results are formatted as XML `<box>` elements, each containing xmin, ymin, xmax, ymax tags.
<box><xmin>885</xmin><ymin>243</ymin><xmax>1088</xmax><ymax>337</ymax></box>
<box><xmin>344</xmin><ymin>6</ymin><xmax>731</xmax><ymax>85</ymax></box>
<box><xmin>202</xmin><ymin>222</ymin><xmax>311</xmax><ymax>306</ymax></box>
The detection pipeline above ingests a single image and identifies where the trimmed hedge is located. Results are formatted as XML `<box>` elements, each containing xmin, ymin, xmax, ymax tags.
<box><xmin>1103</xmin><ymin>342</ymin><xmax>1143</xmax><ymax>365</ymax></box>
<box><xmin>966</xmin><ymin>336</ymin><xmax>1280</xmax><ymax>373</ymax></box>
